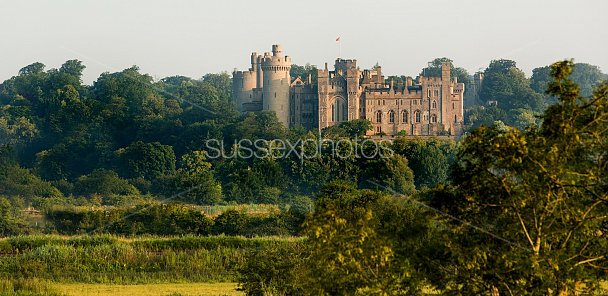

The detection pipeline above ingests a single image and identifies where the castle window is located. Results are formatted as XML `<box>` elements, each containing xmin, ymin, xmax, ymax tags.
<box><xmin>435</xmin><ymin>90</ymin><xmax>439</xmax><ymax>97</ymax></box>
<box><xmin>389</xmin><ymin>110</ymin><xmax>395</xmax><ymax>123</ymax></box>
<box><xmin>331</xmin><ymin>105</ymin><xmax>334</xmax><ymax>122</ymax></box>
<box><xmin>402</xmin><ymin>110</ymin><xmax>408</xmax><ymax>123</ymax></box>
<box><xmin>376</xmin><ymin>111</ymin><xmax>382</xmax><ymax>123</ymax></box>
<box><xmin>454</xmin><ymin>114</ymin><xmax>458</xmax><ymax>123</ymax></box>
<box><xmin>453</xmin><ymin>102</ymin><xmax>455</xmax><ymax>109</ymax></box>
<box><xmin>415</xmin><ymin>110</ymin><xmax>421</xmax><ymax>123</ymax></box>
<box><xmin>427</xmin><ymin>89</ymin><xmax>431</xmax><ymax>97</ymax></box>
<box><xmin>432</xmin><ymin>100</ymin><xmax>437</xmax><ymax>109</ymax></box>
<box><xmin>431</xmin><ymin>114</ymin><xmax>437</xmax><ymax>123</ymax></box>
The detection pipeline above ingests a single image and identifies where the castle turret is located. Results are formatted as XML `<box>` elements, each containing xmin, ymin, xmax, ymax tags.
<box><xmin>261</xmin><ymin>44</ymin><xmax>291</xmax><ymax>125</ymax></box>
<box><xmin>232</xmin><ymin>70</ymin><xmax>256</xmax><ymax>112</ymax></box>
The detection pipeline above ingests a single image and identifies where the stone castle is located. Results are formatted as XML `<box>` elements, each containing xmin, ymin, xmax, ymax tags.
<box><xmin>232</xmin><ymin>45</ymin><xmax>465</xmax><ymax>137</ymax></box>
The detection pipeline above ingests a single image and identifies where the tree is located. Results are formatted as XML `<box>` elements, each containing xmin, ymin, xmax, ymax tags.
<box><xmin>117</xmin><ymin>141</ymin><xmax>176</xmax><ymax>180</ymax></box>
<box><xmin>290</xmin><ymin>64</ymin><xmax>318</xmax><ymax>89</ymax></box>
<box><xmin>479</xmin><ymin>59</ymin><xmax>545</xmax><ymax>112</ymax></box>
<box><xmin>392</xmin><ymin>138</ymin><xmax>456</xmax><ymax>188</ymax></box>
<box><xmin>420</xmin><ymin>57</ymin><xmax>471</xmax><ymax>86</ymax></box>
<box><xmin>201</xmin><ymin>72</ymin><xmax>232</xmax><ymax>102</ymax></box>
<box><xmin>0</xmin><ymin>196</ymin><xmax>27</xmax><ymax>236</ymax></box>
<box><xmin>531</xmin><ymin>62</ymin><xmax>608</xmax><ymax>97</ymax></box>
<box><xmin>159</xmin><ymin>151</ymin><xmax>222</xmax><ymax>205</ymax></box>
<box><xmin>432</xmin><ymin>61</ymin><xmax>608</xmax><ymax>295</ymax></box>
<box><xmin>359</xmin><ymin>153</ymin><xmax>416</xmax><ymax>196</ymax></box>
<box><xmin>321</xmin><ymin>119</ymin><xmax>372</xmax><ymax>138</ymax></box>
<box><xmin>303</xmin><ymin>182</ymin><xmax>395</xmax><ymax>295</ymax></box>
<box><xmin>73</xmin><ymin>169</ymin><xmax>140</xmax><ymax>196</ymax></box>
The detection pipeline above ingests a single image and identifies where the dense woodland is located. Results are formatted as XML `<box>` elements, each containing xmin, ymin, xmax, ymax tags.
<box><xmin>0</xmin><ymin>58</ymin><xmax>607</xmax><ymax>295</ymax></box>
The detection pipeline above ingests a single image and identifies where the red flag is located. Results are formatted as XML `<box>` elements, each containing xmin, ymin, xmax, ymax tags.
<box><xmin>335</xmin><ymin>36</ymin><xmax>341</xmax><ymax>43</ymax></box>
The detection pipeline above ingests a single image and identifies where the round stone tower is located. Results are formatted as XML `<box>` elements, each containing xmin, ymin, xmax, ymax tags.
<box><xmin>261</xmin><ymin>44</ymin><xmax>291</xmax><ymax>125</ymax></box>
<box><xmin>231</xmin><ymin>52</ymin><xmax>260</xmax><ymax>112</ymax></box>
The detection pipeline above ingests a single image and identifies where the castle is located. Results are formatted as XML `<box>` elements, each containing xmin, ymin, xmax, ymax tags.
<box><xmin>232</xmin><ymin>45</ymin><xmax>465</xmax><ymax>137</ymax></box>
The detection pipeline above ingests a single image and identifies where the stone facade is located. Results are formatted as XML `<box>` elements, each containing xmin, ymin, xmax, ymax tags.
<box><xmin>233</xmin><ymin>45</ymin><xmax>465</xmax><ymax>136</ymax></box>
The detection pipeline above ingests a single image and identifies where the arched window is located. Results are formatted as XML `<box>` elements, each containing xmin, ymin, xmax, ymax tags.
<box><xmin>376</xmin><ymin>111</ymin><xmax>382</xmax><ymax>123</ymax></box>
<box><xmin>402</xmin><ymin>110</ymin><xmax>408</xmax><ymax>123</ymax></box>
<box><xmin>389</xmin><ymin>110</ymin><xmax>395</xmax><ymax>123</ymax></box>
<box><xmin>432</xmin><ymin>100</ymin><xmax>437</xmax><ymax>109</ymax></box>
<box><xmin>331</xmin><ymin>96</ymin><xmax>347</xmax><ymax>123</ymax></box>
<box><xmin>415</xmin><ymin>110</ymin><xmax>421</xmax><ymax>123</ymax></box>
<box><xmin>431</xmin><ymin>114</ymin><xmax>437</xmax><ymax>123</ymax></box>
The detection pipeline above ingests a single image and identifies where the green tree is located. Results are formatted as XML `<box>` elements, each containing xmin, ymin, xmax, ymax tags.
<box><xmin>392</xmin><ymin>138</ymin><xmax>456</xmax><ymax>188</ymax></box>
<box><xmin>303</xmin><ymin>182</ymin><xmax>394</xmax><ymax>295</ymax></box>
<box><xmin>479</xmin><ymin>59</ymin><xmax>545</xmax><ymax>112</ymax></box>
<box><xmin>73</xmin><ymin>169</ymin><xmax>140</xmax><ymax>196</ymax></box>
<box><xmin>117</xmin><ymin>141</ymin><xmax>176</xmax><ymax>180</ymax></box>
<box><xmin>359</xmin><ymin>153</ymin><xmax>416</xmax><ymax>196</ymax></box>
<box><xmin>531</xmin><ymin>62</ymin><xmax>608</xmax><ymax>97</ymax></box>
<box><xmin>322</xmin><ymin>119</ymin><xmax>372</xmax><ymax>138</ymax></box>
<box><xmin>420</xmin><ymin>57</ymin><xmax>471</xmax><ymax>86</ymax></box>
<box><xmin>164</xmin><ymin>151</ymin><xmax>222</xmax><ymax>205</ymax></box>
<box><xmin>290</xmin><ymin>63</ymin><xmax>318</xmax><ymax>89</ymax></box>
<box><xmin>0</xmin><ymin>196</ymin><xmax>27</xmax><ymax>236</ymax></box>
<box><xmin>433</xmin><ymin>61</ymin><xmax>608</xmax><ymax>295</ymax></box>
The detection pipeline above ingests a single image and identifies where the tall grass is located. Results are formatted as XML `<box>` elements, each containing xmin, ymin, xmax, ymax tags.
<box><xmin>0</xmin><ymin>278</ymin><xmax>62</xmax><ymax>296</ymax></box>
<box><xmin>0</xmin><ymin>235</ymin><xmax>299</xmax><ymax>284</ymax></box>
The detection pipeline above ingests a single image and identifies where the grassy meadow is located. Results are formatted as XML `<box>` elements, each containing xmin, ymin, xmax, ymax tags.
<box><xmin>52</xmin><ymin>282</ymin><xmax>242</xmax><ymax>296</ymax></box>
<box><xmin>0</xmin><ymin>234</ymin><xmax>300</xmax><ymax>295</ymax></box>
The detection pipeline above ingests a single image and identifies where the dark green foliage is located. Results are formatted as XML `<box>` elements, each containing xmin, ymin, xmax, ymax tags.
<box><xmin>290</xmin><ymin>64</ymin><xmax>318</xmax><ymax>89</ymax></box>
<box><xmin>117</xmin><ymin>141</ymin><xmax>176</xmax><ymax>180</ymax></box>
<box><xmin>238</xmin><ymin>182</ymin><xmax>436</xmax><ymax>295</ymax></box>
<box><xmin>359</xmin><ymin>153</ymin><xmax>416</xmax><ymax>195</ymax></box>
<box><xmin>420</xmin><ymin>57</ymin><xmax>471</xmax><ymax>86</ymax></box>
<box><xmin>0</xmin><ymin>163</ymin><xmax>62</xmax><ymax>199</ymax></box>
<box><xmin>46</xmin><ymin>203</ymin><xmax>214</xmax><ymax>235</ymax></box>
<box><xmin>321</xmin><ymin>119</ymin><xmax>372</xmax><ymax>138</ymax></box>
<box><xmin>0</xmin><ymin>197</ymin><xmax>28</xmax><ymax>237</ymax></box>
<box><xmin>431</xmin><ymin>61</ymin><xmax>608</xmax><ymax>295</ymax></box>
<box><xmin>238</xmin><ymin>242</ymin><xmax>306</xmax><ymax>296</ymax></box>
<box><xmin>479</xmin><ymin>59</ymin><xmax>545</xmax><ymax>112</ymax></box>
<box><xmin>531</xmin><ymin>62</ymin><xmax>608</xmax><ymax>97</ymax></box>
<box><xmin>154</xmin><ymin>151</ymin><xmax>222</xmax><ymax>205</ymax></box>
<box><xmin>73</xmin><ymin>169</ymin><xmax>139</xmax><ymax>196</ymax></box>
<box><xmin>392</xmin><ymin>138</ymin><xmax>456</xmax><ymax>188</ymax></box>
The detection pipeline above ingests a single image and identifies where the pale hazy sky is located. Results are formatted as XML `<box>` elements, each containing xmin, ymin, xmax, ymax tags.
<box><xmin>1</xmin><ymin>0</ymin><xmax>607</xmax><ymax>84</ymax></box>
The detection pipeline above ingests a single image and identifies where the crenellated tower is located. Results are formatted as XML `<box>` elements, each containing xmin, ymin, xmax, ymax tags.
<box><xmin>261</xmin><ymin>45</ymin><xmax>291</xmax><ymax>125</ymax></box>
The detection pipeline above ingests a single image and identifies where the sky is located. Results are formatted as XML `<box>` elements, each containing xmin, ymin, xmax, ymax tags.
<box><xmin>0</xmin><ymin>0</ymin><xmax>607</xmax><ymax>84</ymax></box>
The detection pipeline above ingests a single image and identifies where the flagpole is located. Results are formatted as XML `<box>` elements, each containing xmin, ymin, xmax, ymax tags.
<box><xmin>336</xmin><ymin>36</ymin><xmax>341</xmax><ymax>58</ymax></box>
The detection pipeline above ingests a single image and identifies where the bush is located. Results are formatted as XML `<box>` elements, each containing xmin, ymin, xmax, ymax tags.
<box><xmin>73</xmin><ymin>169</ymin><xmax>140</xmax><ymax>196</ymax></box>
<box><xmin>238</xmin><ymin>242</ymin><xmax>306</xmax><ymax>296</ymax></box>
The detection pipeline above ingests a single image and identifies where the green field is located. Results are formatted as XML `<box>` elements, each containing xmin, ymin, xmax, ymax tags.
<box><xmin>52</xmin><ymin>282</ymin><xmax>243</xmax><ymax>296</ymax></box>
<box><xmin>0</xmin><ymin>234</ymin><xmax>300</xmax><ymax>296</ymax></box>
